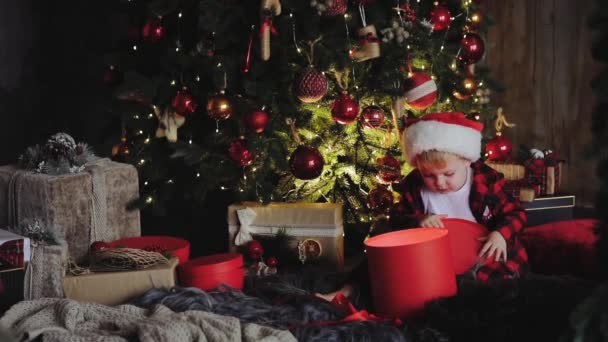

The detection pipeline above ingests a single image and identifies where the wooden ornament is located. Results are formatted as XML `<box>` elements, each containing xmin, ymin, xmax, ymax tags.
<box><xmin>154</xmin><ymin>106</ymin><xmax>185</xmax><ymax>143</ymax></box>
<box><xmin>261</xmin><ymin>0</ymin><xmax>281</xmax><ymax>16</ymax></box>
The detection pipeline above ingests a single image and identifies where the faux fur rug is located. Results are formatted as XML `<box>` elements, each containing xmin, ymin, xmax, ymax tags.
<box><xmin>132</xmin><ymin>268</ymin><xmax>598</xmax><ymax>342</ymax></box>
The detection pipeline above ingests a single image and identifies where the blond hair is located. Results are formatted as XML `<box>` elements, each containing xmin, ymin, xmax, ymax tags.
<box><xmin>414</xmin><ymin>150</ymin><xmax>468</xmax><ymax>169</ymax></box>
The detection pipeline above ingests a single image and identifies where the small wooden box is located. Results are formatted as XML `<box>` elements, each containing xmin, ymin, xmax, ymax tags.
<box><xmin>521</xmin><ymin>195</ymin><xmax>575</xmax><ymax>226</ymax></box>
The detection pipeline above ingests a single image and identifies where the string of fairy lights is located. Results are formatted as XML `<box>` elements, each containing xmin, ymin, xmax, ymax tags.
<box><xmin>110</xmin><ymin>0</ymin><xmax>494</xmax><ymax>218</ymax></box>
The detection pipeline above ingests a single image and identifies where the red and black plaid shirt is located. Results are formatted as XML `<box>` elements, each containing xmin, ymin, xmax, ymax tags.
<box><xmin>389</xmin><ymin>160</ymin><xmax>529</xmax><ymax>281</ymax></box>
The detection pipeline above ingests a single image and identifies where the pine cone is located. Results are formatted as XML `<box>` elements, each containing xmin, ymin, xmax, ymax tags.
<box><xmin>44</xmin><ymin>133</ymin><xmax>76</xmax><ymax>161</ymax></box>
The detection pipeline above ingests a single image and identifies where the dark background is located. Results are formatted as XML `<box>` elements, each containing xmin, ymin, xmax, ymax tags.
<box><xmin>0</xmin><ymin>1</ymin><xmax>598</xmax><ymax>257</ymax></box>
<box><xmin>0</xmin><ymin>0</ymin><xmax>235</xmax><ymax>257</ymax></box>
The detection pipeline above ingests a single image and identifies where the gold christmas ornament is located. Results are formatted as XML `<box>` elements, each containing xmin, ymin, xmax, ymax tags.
<box><xmin>206</xmin><ymin>93</ymin><xmax>233</xmax><ymax>121</ymax></box>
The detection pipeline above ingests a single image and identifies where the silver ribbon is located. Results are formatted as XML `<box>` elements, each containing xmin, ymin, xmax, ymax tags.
<box><xmin>234</xmin><ymin>207</ymin><xmax>257</xmax><ymax>246</ymax></box>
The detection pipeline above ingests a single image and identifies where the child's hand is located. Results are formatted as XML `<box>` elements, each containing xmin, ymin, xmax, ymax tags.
<box><xmin>478</xmin><ymin>231</ymin><xmax>507</xmax><ymax>262</ymax></box>
<box><xmin>420</xmin><ymin>214</ymin><xmax>447</xmax><ymax>228</ymax></box>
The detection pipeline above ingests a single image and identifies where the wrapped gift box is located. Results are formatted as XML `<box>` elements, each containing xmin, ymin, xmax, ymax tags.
<box><xmin>523</xmin><ymin>159</ymin><xmax>564</xmax><ymax>196</ymax></box>
<box><xmin>521</xmin><ymin>195</ymin><xmax>575</xmax><ymax>226</ymax></box>
<box><xmin>0</xmin><ymin>158</ymin><xmax>141</xmax><ymax>263</ymax></box>
<box><xmin>0</xmin><ymin>229</ymin><xmax>30</xmax><ymax>268</ymax></box>
<box><xmin>486</xmin><ymin>161</ymin><xmax>526</xmax><ymax>181</ymax></box>
<box><xmin>63</xmin><ymin>257</ymin><xmax>178</xmax><ymax>306</ymax></box>
<box><xmin>227</xmin><ymin>202</ymin><xmax>344</xmax><ymax>267</ymax></box>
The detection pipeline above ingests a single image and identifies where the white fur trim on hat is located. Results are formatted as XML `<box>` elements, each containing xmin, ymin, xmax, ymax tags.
<box><xmin>402</xmin><ymin>120</ymin><xmax>482</xmax><ymax>164</ymax></box>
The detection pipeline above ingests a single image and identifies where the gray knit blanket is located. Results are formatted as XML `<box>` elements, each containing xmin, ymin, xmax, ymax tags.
<box><xmin>0</xmin><ymin>298</ymin><xmax>297</xmax><ymax>342</ymax></box>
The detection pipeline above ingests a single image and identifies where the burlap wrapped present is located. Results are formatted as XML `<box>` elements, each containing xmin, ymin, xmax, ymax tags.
<box><xmin>227</xmin><ymin>202</ymin><xmax>344</xmax><ymax>267</ymax></box>
<box><xmin>486</xmin><ymin>161</ymin><xmax>526</xmax><ymax>181</ymax></box>
<box><xmin>0</xmin><ymin>158</ymin><xmax>141</xmax><ymax>263</ymax></box>
<box><xmin>63</xmin><ymin>257</ymin><xmax>178</xmax><ymax>306</ymax></box>
<box><xmin>24</xmin><ymin>241</ymin><xmax>68</xmax><ymax>300</ymax></box>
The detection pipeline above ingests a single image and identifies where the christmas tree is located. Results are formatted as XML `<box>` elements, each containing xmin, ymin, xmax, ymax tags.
<box><xmin>105</xmin><ymin>0</ymin><xmax>501</xmax><ymax>236</ymax></box>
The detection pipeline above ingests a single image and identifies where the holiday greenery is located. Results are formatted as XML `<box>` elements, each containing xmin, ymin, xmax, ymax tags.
<box><xmin>105</xmin><ymin>0</ymin><xmax>502</xmax><ymax>228</ymax></box>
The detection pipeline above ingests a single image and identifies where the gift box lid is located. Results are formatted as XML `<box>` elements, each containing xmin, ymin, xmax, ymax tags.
<box><xmin>227</xmin><ymin>202</ymin><xmax>343</xmax><ymax>227</ymax></box>
<box><xmin>109</xmin><ymin>236</ymin><xmax>190</xmax><ymax>265</ymax></box>
<box><xmin>178</xmin><ymin>253</ymin><xmax>243</xmax><ymax>278</ymax></box>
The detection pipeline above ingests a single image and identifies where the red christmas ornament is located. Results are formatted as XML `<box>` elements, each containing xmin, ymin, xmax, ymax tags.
<box><xmin>103</xmin><ymin>65</ymin><xmax>123</xmax><ymax>86</ymax></box>
<box><xmin>458</xmin><ymin>33</ymin><xmax>485</xmax><ymax>65</ymax></box>
<box><xmin>265</xmin><ymin>256</ymin><xmax>278</xmax><ymax>268</ymax></box>
<box><xmin>247</xmin><ymin>240</ymin><xmax>264</xmax><ymax>260</ymax></box>
<box><xmin>294</xmin><ymin>67</ymin><xmax>328</xmax><ymax>103</ymax></box>
<box><xmin>206</xmin><ymin>94</ymin><xmax>233</xmax><ymax>121</ymax></box>
<box><xmin>376</xmin><ymin>155</ymin><xmax>401</xmax><ymax>183</ymax></box>
<box><xmin>430</xmin><ymin>5</ymin><xmax>452</xmax><ymax>31</ymax></box>
<box><xmin>324</xmin><ymin>0</ymin><xmax>347</xmax><ymax>16</ymax></box>
<box><xmin>403</xmin><ymin>72</ymin><xmax>438</xmax><ymax>110</ymax></box>
<box><xmin>368</xmin><ymin>186</ymin><xmax>394</xmax><ymax>213</ymax></box>
<box><xmin>399</xmin><ymin>3</ymin><xmax>417</xmax><ymax>22</ymax></box>
<box><xmin>361</xmin><ymin>106</ymin><xmax>385</xmax><ymax>128</ymax></box>
<box><xmin>172</xmin><ymin>90</ymin><xmax>198</xmax><ymax>116</ymax></box>
<box><xmin>141</xmin><ymin>18</ymin><xmax>164</xmax><ymax>43</ymax></box>
<box><xmin>229</xmin><ymin>139</ymin><xmax>255</xmax><ymax>167</ymax></box>
<box><xmin>331</xmin><ymin>91</ymin><xmax>359</xmax><ymax>124</ymax></box>
<box><xmin>485</xmin><ymin>134</ymin><xmax>512</xmax><ymax>161</ymax></box>
<box><xmin>90</xmin><ymin>241</ymin><xmax>110</xmax><ymax>253</ymax></box>
<box><xmin>289</xmin><ymin>146</ymin><xmax>325</xmax><ymax>180</ymax></box>
<box><xmin>244</xmin><ymin>109</ymin><xmax>270</xmax><ymax>133</ymax></box>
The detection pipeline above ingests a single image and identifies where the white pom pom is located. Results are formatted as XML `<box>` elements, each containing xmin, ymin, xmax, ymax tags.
<box><xmin>317</xmin><ymin>4</ymin><xmax>325</xmax><ymax>11</ymax></box>
<box><xmin>382</xmin><ymin>37</ymin><xmax>389</xmax><ymax>43</ymax></box>
<box><xmin>387</xmin><ymin>31</ymin><xmax>394</xmax><ymax>40</ymax></box>
<box><xmin>530</xmin><ymin>148</ymin><xmax>545</xmax><ymax>159</ymax></box>
<box><xmin>396</xmin><ymin>35</ymin><xmax>404</xmax><ymax>43</ymax></box>
<box><xmin>392</xmin><ymin>20</ymin><xmax>399</xmax><ymax>29</ymax></box>
<box><xmin>326</xmin><ymin>0</ymin><xmax>333</xmax><ymax>7</ymax></box>
<box><xmin>310</xmin><ymin>0</ymin><xmax>317</xmax><ymax>6</ymax></box>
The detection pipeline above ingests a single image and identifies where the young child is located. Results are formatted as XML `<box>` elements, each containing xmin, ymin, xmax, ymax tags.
<box><xmin>317</xmin><ymin>112</ymin><xmax>528</xmax><ymax>301</ymax></box>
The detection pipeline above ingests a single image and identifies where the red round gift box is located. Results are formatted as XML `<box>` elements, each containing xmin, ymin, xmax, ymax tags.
<box><xmin>364</xmin><ymin>228</ymin><xmax>457</xmax><ymax>319</ymax></box>
<box><xmin>178</xmin><ymin>253</ymin><xmax>244</xmax><ymax>291</ymax></box>
<box><xmin>109</xmin><ymin>236</ymin><xmax>191</xmax><ymax>264</ymax></box>
<box><xmin>442</xmin><ymin>218</ymin><xmax>488</xmax><ymax>275</ymax></box>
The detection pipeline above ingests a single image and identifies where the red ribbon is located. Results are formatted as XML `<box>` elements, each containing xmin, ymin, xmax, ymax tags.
<box><xmin>259</xmin><ymin>16</ymin><xmax>278</xmax><ymax>38</ymax></box>
<box><xmin>358</xmin><ymin>32</ymin><xmax>380</xmax><ymax>45</ymax></box>
<box><xmin>243</xmin><ymin>28</ymin><xmax>255</xmax><ymax>73</ymax></box>
<box><xmin>288</xmin><ymin>294</ymin><xmax>402</xmax><ymax>330</ymax></box>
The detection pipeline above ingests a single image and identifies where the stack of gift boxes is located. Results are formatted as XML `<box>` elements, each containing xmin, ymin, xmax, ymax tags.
<box><xmin>0</xmin><ymin>134</ymin><xmax>183</xmax><ymax>306</ymax></box>
<box><xmin>486</xmin><ymin>149</ymin><xmax>565</xmax><ymax>202</ymax></box>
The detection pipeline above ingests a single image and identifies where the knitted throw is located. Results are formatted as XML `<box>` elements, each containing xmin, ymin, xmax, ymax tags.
<box><xmin>0</xmin><ymin>298</ymin><xmax>296</xmax><ymax>342</ymax></box>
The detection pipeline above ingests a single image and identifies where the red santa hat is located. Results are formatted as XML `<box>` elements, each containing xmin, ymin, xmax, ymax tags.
<box><xmin>402</xmin><ymin>112</ymin><xmax>484</xmax><ymax>164</ymax></box>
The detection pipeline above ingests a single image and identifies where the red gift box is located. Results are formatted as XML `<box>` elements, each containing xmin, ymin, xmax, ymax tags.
<box><xmin>523</xmin><ymin>157</ymin><xmax>563</xmax><ymax>196</ymax></box>
<box><xmin>177</xmin><ymin>253</ymin><xmax>244</xmax><ymax>291</ymax></box>
<box><xmin>0</xmin><ymin>229</ymin><xmax>30</xmax><ymax>268</ymax></box>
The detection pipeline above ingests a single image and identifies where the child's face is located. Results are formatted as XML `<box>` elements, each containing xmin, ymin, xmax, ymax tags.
<box><xmin>417</xmin><ymin>154</ymin><xmax>471</xmax><ymax>193</ymax></box>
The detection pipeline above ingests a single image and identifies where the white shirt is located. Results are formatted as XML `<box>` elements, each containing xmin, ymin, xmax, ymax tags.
<box><xmin>420</xmin><ymin>166</ymin><xmax>476</xmax><ymax>222</ymax></box>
